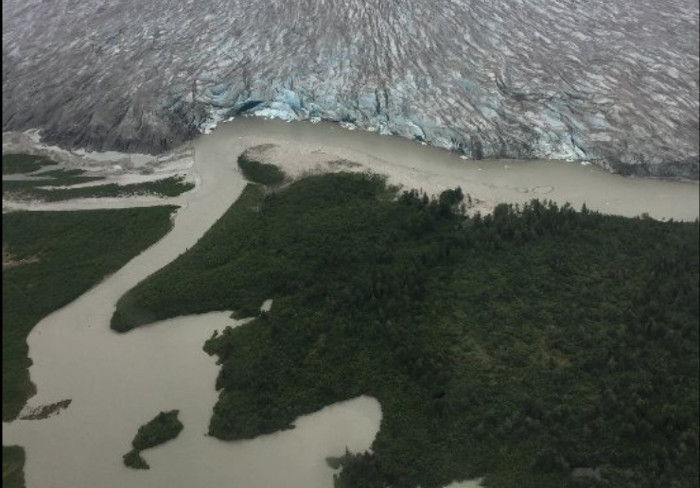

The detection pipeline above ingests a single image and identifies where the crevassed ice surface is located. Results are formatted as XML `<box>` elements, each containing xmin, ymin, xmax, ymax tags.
<box><xmin>2</xmin><ymin>0</ymin><xmax>699</xmax><ymax>177</ymax></box>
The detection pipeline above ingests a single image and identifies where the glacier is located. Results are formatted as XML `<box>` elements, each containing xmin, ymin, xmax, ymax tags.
<box><xmin>2</xmin><ymin>0</ymin><xmax>699</xmax><ymax>178</ymax></box>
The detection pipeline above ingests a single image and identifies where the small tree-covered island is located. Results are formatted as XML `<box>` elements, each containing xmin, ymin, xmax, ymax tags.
<box><xmin>123</xmin><ymin>410</ymin><xmax>184</xmax><ymax>470</ymax></box>
<box><xmin>112</xmin><ymin>169</ymin><xmax>698</xmax><ymax>488</ymax></box>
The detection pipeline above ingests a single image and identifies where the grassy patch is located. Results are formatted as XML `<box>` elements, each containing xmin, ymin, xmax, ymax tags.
<box><xmin>112</xmin><ymin>173</ymin><xmax>699</xmax><ymax>488</ymax></box>
<box><xmin>123</xmin><ymin>410</ymin><xmax>183</xmax><ymax>469</ymax></box>
<box><xmin>3</xmin><ymin>153</ymin><xmax>194</xmax><ymax>201</ymax></box>
<box><xmin>237</xmin><ymin>153</ymin><xmax>285</xmax><ymax>186</ymax></box>
<box><xmin>3</xmin><ymin>175</ymin><xmax>193</xmax><ymax>202</ymax></box>
<box><xmin>2</xmin><ymin>154</ymin><xmax>57</xmax><ymax>175</ymax></box>
<box><xmin>2</xmin><ymin>175</ymin><xmax>105</xmax><ymax>192</ymax></box>
<box><xmin>36</xmin><ymin>168</ymin><xmax>88</xmax><ymax>178</ymax></box>
<box><xmin>2</xmin><ymin>164</ymin><xmax>106</xmax><ymax>193</ymax></box>
<box><xmin>2</xmin><ymin>446</ymin><xmax>25</xmax><ymax>488</ymax></box>
<box><xmin>2</xmin><ymin>207</ymin><xmax>176</xmax><ymax>421</ymax></box>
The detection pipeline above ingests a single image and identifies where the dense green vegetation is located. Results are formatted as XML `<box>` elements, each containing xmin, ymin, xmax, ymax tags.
<box><xmin>2</xmin><ymin>207</ymin><xmax>176</xmax><ymax>421</ymax></box>
<box><xmin>3</xmin><ymin>175</ymin><xmax>193</xmax><ymax>202</ymax></box>
<box><xmin>123</xmin><ymin>410</ymin><xmax>184</xmax><ymax>469</ymax></box>
<box><xmin>2</xmin><ymin>154</ymin><xmax>57</xmax><ymax>175</ymax></box>
<box><xmin>2</xmin><ymin>446</ymin><xmax>25</xmax><ymax>488</ymax></box>
<box><xmin>112</xmin><ymin>172</ymin><xmax>699</xmax><ymax>487</ymax></box>
<box><xmin>237</xmin><ymin>153</ymin><xmax>285</xmax><ymax>185</ymax></box>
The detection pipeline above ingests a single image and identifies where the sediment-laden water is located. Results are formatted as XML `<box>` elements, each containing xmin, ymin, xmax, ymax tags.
<box><xmin>2</xmin><ymin>119</ymin><xmax>697</xmax><ymax>488</ymax></box>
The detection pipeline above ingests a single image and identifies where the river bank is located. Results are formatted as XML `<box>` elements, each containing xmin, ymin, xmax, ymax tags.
<box><xmin>2</xmin><ymin>118</ymin><xmax>697</xmax><ymax>487</ymax></box>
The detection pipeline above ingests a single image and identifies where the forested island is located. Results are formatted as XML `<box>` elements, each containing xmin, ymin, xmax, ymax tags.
<box><xmin>237</xmin><ymin>152</ymin><xmax>286</xmax><ymax>186</ymax></box>
<box><xmin>112</xmin><ymin>170</ymin><xmax>699</xmax><ymax>487</ymax></box>
<box><xmin>123</xmin><ymin>410</ymin><xmax>184</xmax><ymax>469</ymax></box>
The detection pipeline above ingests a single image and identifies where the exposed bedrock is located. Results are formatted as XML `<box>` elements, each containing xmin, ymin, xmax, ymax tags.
<box><xmin>2</xmin><ymin>0</ymin><xmax>699</xmax><ymax>179</ymax></box>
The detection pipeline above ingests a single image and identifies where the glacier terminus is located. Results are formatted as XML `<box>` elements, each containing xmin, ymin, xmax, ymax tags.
<box><xmin>2</xmin><ymin>0</ymin><xmax>699</xmax><ymax>178</ymax></box>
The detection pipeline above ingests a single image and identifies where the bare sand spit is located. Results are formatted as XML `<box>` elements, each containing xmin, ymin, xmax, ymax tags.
<box><xmin>5</xmin><ymin>117</ymin><xmax>698</xmax><ymax>220</ymax></box>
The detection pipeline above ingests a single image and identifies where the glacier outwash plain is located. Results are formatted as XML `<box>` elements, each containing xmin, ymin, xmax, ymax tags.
<box><xmin>2</xmin><ymin>0</ymin><xmax>699</xmax><ymax>178</ymax></box>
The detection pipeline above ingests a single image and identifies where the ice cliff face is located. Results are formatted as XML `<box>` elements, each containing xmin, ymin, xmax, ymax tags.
<box><xmin>2</xmin><ymin>0</ymin><xmax>699</xmax><ymax>178</ymax></box>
